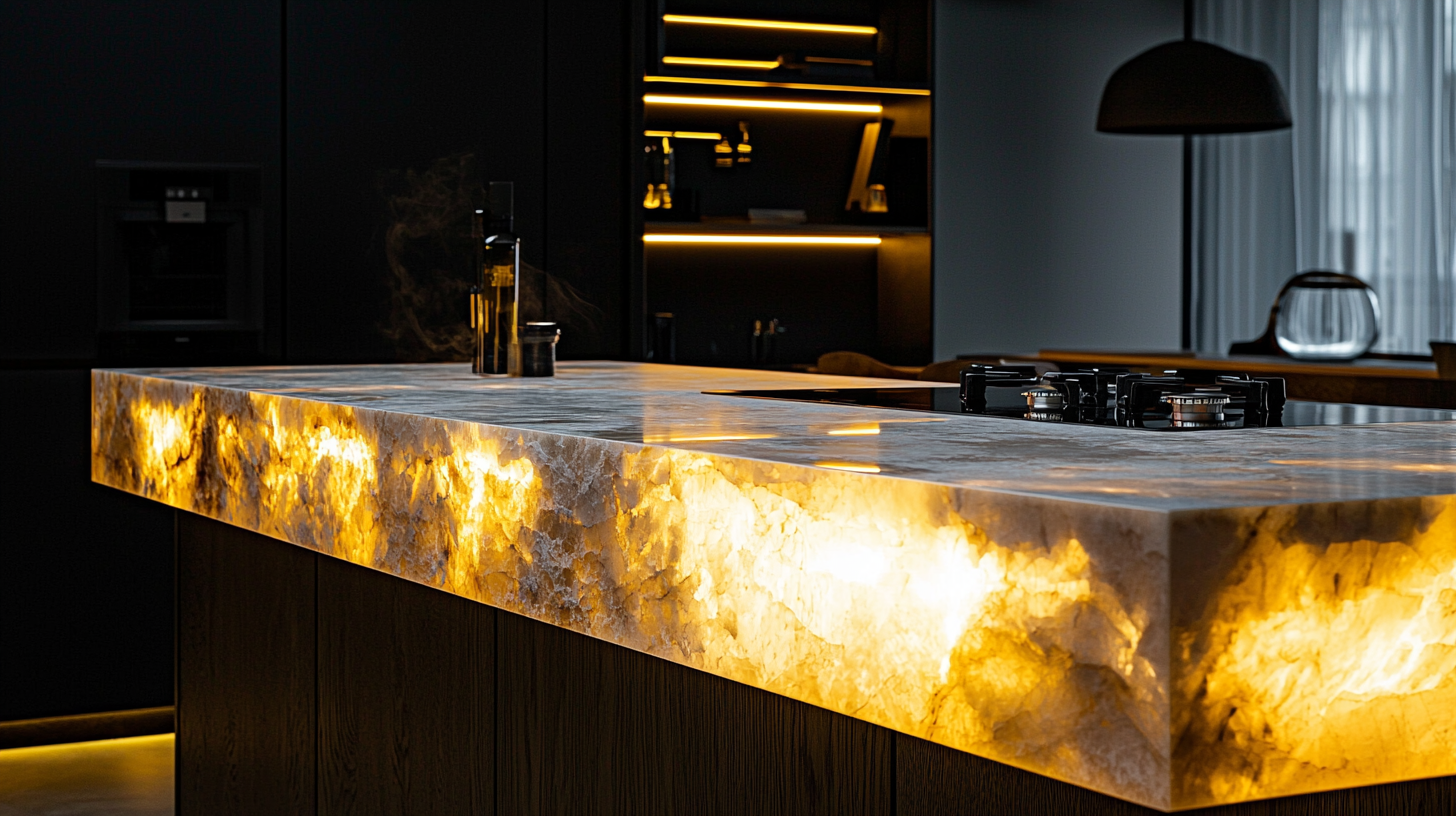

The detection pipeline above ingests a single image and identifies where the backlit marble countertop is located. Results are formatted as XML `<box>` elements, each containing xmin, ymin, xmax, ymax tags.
<box><xmin>92</xmin><ymin>362</ymin><xmax>1456</xmax><ymax>810</ymax></box>
<box><xmin>111</xmin><ymin>361</ymin><xmax>1456</xmax><ymax>510</ymax></box>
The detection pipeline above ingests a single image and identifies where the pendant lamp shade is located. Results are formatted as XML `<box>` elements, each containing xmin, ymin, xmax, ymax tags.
<box><xmin>1097</xmin><ymin>40</ymin><xmax>1291</xmax><ymax>134</ymax></box>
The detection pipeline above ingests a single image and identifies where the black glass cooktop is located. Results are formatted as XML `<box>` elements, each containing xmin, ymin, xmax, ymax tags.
<box><xmin>707</xmin><ymin>386</ymin><xmax>1456</xmax><ymax>432</ymax></box>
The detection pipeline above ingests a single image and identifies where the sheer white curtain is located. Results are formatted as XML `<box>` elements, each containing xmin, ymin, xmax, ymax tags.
<box><xmin>1192</xmin><ymin>0</ymin><xmax>1456</xmax><ymax>354</ymax></box>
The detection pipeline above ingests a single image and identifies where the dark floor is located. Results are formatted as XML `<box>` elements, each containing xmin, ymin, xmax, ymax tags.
<box><xmin>0</xmin><ymin>734</ymin><xmax>173</xmax><ymax>816</ymax></box>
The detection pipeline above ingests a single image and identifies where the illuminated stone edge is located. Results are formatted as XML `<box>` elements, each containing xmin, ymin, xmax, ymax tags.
<box><xmin>91</xmin><ymin>370</ymin><xmax>1456</xmax><ymax>810</ymax></box>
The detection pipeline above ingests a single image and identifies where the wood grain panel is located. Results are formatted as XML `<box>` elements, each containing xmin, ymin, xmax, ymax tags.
<box><xmin>176</xmin><ymin>512</ymin><xmax>316</xmax><ymax>816</ymax></box>
<box><xmin>896</xmin><ymin>733</ymin><xmax>1456</xmax><ymax>815</ymax></box>
<box><xmin>495</xmin><ymin>610</ymin><xmax>893</xmax><ymax>816</ymax></box>
<box><xmin>317</xmin><ymin>556</ymin><xmax>494</xmax><ymax>816</ymax></box>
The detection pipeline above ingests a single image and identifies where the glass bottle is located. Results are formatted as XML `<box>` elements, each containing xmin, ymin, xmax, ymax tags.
<box><xmin>471</xmin><ymin>182</ymin><xmax>520</xmax><ymax>375</ymax></box>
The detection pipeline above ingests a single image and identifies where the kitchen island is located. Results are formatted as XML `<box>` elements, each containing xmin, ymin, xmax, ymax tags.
<box><xmin>92</xmin><ymin>362</ymin><xmax>1456</xmax><ymax>813</ymax></box>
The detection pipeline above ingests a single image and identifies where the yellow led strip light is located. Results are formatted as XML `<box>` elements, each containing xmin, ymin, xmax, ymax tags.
<box><xmin>662</xmin><ymin>56</ymin><xmax>782</xmax><ymax>70</ymax></box>
<box><xmin>643</xmin><ymin>234</ymin><xmax>882</xmax><ymax>246</ymax></box>
<box><xmin>644</xmin><ymin>94</ymin><xmax>882</xmax><ymax>113</ymax></box>
<box><xmin>645</xmin><ymin>75</ymin><xmax>930</xmax><ymax>96</ymax></box>
<box><xmin>662</xmin><ymin>14</ymin><xmax>877</xmax><ymax>35</ymax></box>
<box><xmin>815</xmin><ymin>461</ymin><xmax>883</xmax><ymax>473</ymax></box>
<box><xmin>643</xmin><ymin>130</ymin><xmax>723</xmax><ymax>140</ymax></box>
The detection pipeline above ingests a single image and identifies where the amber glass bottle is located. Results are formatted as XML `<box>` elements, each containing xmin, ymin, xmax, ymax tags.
<box><xmin>471</xmin><ymin>182</ymin><xmax>520</xmax><ymax>375</ymax></box>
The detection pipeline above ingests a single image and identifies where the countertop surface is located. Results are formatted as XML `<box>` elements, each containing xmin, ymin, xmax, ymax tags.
<box><xmin>109</xmin><ymin>361</ymin><xmax>1456</xmax><ymax>511</ymax></box>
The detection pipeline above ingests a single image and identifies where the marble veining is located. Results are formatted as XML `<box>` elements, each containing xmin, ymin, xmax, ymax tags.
<box><xmin>91</xmin><ymin>363</ymin><xmax>1456</xmax><ymax>810</ymax></box>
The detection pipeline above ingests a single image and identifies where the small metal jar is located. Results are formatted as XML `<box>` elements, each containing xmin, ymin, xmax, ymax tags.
<box><xmin>517</xmin><ymin>322</ymin><xmax>560</xmax><ymax>377</ymax></box>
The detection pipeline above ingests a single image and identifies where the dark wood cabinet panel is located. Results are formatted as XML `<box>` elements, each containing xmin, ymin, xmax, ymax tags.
<box><xmin>317</xmin><ymin>557</ymin><xmax>495</xmax><ymax>816</ymax></box>
<box><xmin>896</xmin><ymin>733</ymin><xmax>1456</xmax><ymax>816</ymax></box>
<box><xmin>176</xmin><ymin>513</ymin><xmax>315</xmax><ymax>816</ymax></box>
<box><xmin>176</xmin><ymin>512</ymin><xmax>1453</xmax><ymax>815</ymax></box>
<box><xmin>495</xmin><ymin>610</ymin><xmax>893</xmax><ymax>816</ymax></box>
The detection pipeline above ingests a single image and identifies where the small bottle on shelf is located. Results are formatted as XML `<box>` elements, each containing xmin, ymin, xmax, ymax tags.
<box><xmin>714</xmin><ymin>135</ymin><xmax>734</xmax><ymax>169</ymax></box>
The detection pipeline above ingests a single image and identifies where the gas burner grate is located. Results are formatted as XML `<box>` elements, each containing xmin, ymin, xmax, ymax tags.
<box><xmin>959</xmin><ymin>365</ymin><xmax>1288</xmax><ymax>430</ymax></box>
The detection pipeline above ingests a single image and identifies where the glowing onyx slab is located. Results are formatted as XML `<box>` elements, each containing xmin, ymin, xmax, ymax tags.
<box><xmin>91</xmin><ymin>362</ymin><xmax>1456</xmax><ymax>811</ymax></box>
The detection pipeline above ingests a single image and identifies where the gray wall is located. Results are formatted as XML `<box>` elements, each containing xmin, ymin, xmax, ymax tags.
<box><xmin>933</xmin><ymin>0</ymin><xmax>1184</xmax><ymax>358</ymax></box>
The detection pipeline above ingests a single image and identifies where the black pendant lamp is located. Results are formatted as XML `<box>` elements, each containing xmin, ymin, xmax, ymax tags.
<box><xmin>1097</xmin><ymin>40</ymin><xmax>1292</xmax><ymax>134</ymax></box>
<box><xmin>1096</xmin><ymin>1</ymin><xmax>1291</xmax><ymax>348</ymax></box>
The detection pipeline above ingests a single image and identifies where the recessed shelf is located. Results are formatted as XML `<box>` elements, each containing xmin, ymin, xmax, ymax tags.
<box><xmin>645</xmin><ymin>221</ymin><xmax>928</xmax><ymax>235</ymax></box>
<box><xmin>662</xmin><ymin>14</ymin><xmax>878</xmax><ymax>36</ymax></box>
<box><xmin>644</xmin><ymin>93</ymin><xmax>883</xmax><ymax>113</ymax></box>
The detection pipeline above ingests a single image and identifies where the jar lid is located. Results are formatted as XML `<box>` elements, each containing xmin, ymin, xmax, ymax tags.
<box><xmin>520</xmin><ymin>322</ymin><xmax>560</xmax><ymax>338</ymax></box>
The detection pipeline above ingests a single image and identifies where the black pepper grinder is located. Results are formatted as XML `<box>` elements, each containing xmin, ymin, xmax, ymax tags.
<box><xmin>517</xmin><ymin>322</ymin><xmax>560</xmax><ymax>377</ymax></box>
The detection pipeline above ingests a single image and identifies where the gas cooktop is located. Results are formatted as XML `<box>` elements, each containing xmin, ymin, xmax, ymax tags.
<box><xmin>709</xmin><ymin>364</ymin><xmax>1456</xmax><ymax>431</ymax></box>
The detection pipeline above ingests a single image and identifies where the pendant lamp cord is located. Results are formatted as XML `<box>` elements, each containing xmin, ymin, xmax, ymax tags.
<box><xmin>1181</xmin><ymin>0</ymin><xmax>1195</xmax><ymax>349</ymax></box>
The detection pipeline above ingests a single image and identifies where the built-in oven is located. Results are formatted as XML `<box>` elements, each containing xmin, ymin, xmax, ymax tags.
<box><xmin>96</xmin><ymin>161</ymin><xmax>267</xmax><ymax>364</ymax></box>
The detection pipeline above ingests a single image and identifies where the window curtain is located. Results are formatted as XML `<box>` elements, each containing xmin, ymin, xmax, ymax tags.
<box><xmin>1192</xmin><ymin>0</ymin><xmax>1456</xmax><ymax>354</ymax></box>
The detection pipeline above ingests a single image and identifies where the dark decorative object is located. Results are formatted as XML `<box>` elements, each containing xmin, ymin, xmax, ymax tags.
<box><xmin>649</xmin><ymin>312</ymin><xmax>676</xmax><ymax>363</ymax></box>
<box><xmin>1432</xmin><ymin>341</ymin><xmax>1456</xmax><ymax>379</ymax></box>
<box><xmin>1096</xmin><ymin>0</ymin><xmax>1292</xmax><ymax>350</ymax></box>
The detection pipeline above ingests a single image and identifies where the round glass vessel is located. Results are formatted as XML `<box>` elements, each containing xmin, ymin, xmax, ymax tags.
<box><xmin>1274</xmin><ymin>272</ymin><xmax>1380</xmax><ymax>360</ymax></box>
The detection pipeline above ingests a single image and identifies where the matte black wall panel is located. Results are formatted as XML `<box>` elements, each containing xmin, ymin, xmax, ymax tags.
<box><xmin>0</xmin><ymin>1</ymin><xmax>283</xmax><ymax>362</ymax></box>
<box><xmin>0</xmin><ymin>371</ymin><xmax>174</xmax><ymax>721</ymax></box>
<box><xmin>545</xmin><ymin>0</ymin><xmax>630</xmax><ymax>359</ymax></box>
<box><xmin>286</xmin><ymin>0</ymin><xmax>546</xmax><ymax>363</ymax></box>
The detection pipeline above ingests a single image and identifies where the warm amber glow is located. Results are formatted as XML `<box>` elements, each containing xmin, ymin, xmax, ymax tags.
<box><xmin>661</xmin><ymin>56</ymin><xmax>781</xmax><ymax>70</ymax></box>
<box><xmin>1270</xmin><ymin>458</ymin><xmax>1456</xmax><ymax>473</ymax></box>
<box><xmin>0</xmin><ymin>732</ymin><xmax>174</xmax><ymax>811</ymax></box>
<box><xmin>644</xmin><ymin>94</ymin><xmax>883</xmax><ymax>113</ymax></box>
<box><xmin>815</xmin><ymin>461</ymin><xmax>882</xmax><ymax>473</ymax></box>
<box><xmin>826</xmin><ymin>423</ymin><xmax>881</xmax><ymax>436</ymax></box>
<box><xmin>1173</xmin><ymin>496</ymin><xmax>1456</xmax><ymax>807</ymax></box>
<box><xmin>662</xmin><ymin>14</ymin><xmax>877</xmax><ymax>35</ymax></box>
<box><xmin>643</xmin><ymin>234</ymin><xmax>881</xmax><ymax>246</ymax></box>
<box><xmin>641</xmin><ymin>432</ymin><xmax>776</xmax><ymax>443</ymax></box>
<box><xmin>643</xmin><ymin>129</ymin><xmax>724</xmax><ymax>140</ymax></box>
<box><xmin>644</xmin><ymin>75</ymin><xmax>931</xmax><ymax>96</ymax></box>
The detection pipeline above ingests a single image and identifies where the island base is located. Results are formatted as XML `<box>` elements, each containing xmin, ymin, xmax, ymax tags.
<box><xmin>176</xmin><ymin>512</ymin><xmax>1455</xmax><ymax>815</ymax></box>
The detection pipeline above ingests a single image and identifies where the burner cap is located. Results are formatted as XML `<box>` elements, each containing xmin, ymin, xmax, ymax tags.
<box><xmin>1167</xmin><ymin>391</ymin><xmax>1231</xmax><ymax>423</ymax></box>
<box><xmin>1021</xmin><ymin>385</ymin><xmax>1065</xmax><ymax>411</ymax></box>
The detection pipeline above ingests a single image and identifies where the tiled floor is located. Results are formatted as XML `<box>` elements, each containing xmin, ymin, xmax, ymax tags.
<box><xmin>0</xmin><ymin>734</ymin><xmax>173</xmax><ymax>816</ymax></box>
